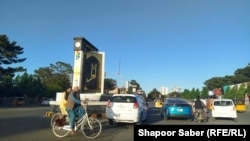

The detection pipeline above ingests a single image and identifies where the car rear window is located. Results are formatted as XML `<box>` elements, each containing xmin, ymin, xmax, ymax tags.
<box><xmin>214</xmin><ymin>100</ymin><xmax>233</xmax><ymax>106</ymax></box>
<box><xmin>165</xmin><ymin>99</ymin><xmax>190</xmax><ymax>106</ymax></box>
<box><xmin>167</xmin><ymin>99</ymin><xmax>187</xmax><ymax>104</ymax></box>
<box><xmin>111</xmin><ymin>96</ymin><xmax>136</xmax><ymax>103</ymax></box>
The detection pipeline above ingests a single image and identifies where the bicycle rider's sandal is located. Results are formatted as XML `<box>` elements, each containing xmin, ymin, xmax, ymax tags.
<box><xmin>69</xmin><ymin>131</ymin><xmax>76</xmax><ymax>135</ymax></box>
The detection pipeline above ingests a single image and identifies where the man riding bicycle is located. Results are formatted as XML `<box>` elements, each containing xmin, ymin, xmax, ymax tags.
<box><xmin>66</xmin><ymin>86</ymin><xmax>86</xmax><ymax>134</ymax></box>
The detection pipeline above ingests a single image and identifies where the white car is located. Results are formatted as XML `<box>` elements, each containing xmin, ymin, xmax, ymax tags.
<box><xmin>211</xmin><ymin>99</ymin><xmax>237</xmax><ymax>120</ymax></box>
<box><xmin>105</xmin><ymin>94</ymin><xmax>148</xmax><ymax>125</ymax></box>
<box><xmin>41</xmin><ymin>98</ymin><xmax>54</xmax><ymax>106</ymax></box>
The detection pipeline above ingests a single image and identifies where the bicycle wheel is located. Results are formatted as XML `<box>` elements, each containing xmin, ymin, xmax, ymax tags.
<box><xmin>80</xmin><ymin>117</ymin><xmax>102</xmax><ymax>139</ymax></box>
<box><xmin>52</xmin><ymin>117</ymin><xmax>70</xmax><ymax>138</ymax></box>
<box><xmin>50</xmin><ymin>113</ymin><xmax>62</xmax><ymax>126</ymax></box>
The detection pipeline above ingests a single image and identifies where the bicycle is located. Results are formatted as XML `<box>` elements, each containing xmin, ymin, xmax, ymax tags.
<box><xmin>51</xmin><ymin>99</ymin><xmax>102</xmax><ymax>139</ymax></box>
<box><xmin>50</xmin><ymin>106</ymin><xmax>64</xmax><ymax>127</ymax></box>
<box><xmin>50</xmin><ymin>112</ymin><xmax>68</xmax><ymax>127</ymax></box>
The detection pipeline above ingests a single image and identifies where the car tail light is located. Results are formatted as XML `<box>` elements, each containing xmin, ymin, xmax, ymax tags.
<box><xmin>106</xmin><ymin>100</ymin><xmax>111</xmax><ymax>108</ymax></box>
<box><xmin>133</xmin><ymin>102</ymin><xmax>139</xmax><ymax>109</ymax></box>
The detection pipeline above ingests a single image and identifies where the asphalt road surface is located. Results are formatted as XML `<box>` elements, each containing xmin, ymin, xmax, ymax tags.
<box><xmin>0</xmin><ymin>102</ymin><xmax>249</xmax><ymax>141</ymax></box>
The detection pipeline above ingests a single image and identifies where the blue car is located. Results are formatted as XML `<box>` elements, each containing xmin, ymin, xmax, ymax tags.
<box><xmin>160</xmin><ymin>98</ymin><xmax>193</xmax><ymax>120</ymax></box>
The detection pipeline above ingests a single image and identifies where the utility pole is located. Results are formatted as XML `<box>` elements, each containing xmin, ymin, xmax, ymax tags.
<box><xmin>105</xmin><ymin>59</ymin><xmax>125</xmax><ymax>94</ymax></box>
<box><xmin>118</xmin><ymin>59</ymin><xmax>125</xmax><ymax>93</ymax></box>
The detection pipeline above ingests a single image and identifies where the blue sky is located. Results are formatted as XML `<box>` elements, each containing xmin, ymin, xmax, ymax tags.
<box><xmin>1</xmin><ymin>0</ymin><xmax>249</xmax><ymax>93</ymax></box>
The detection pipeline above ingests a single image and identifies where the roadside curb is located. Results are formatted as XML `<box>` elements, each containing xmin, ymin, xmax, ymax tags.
<box><xmin>45</xmin><ymin>111</ymin><xmax>53</xmax><ymax>117</ymax></box>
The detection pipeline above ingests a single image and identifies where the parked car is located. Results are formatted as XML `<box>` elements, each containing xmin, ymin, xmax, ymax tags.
<box><xmin>41</xmin><ymin>98</ymin><xmax>54</xmax><ymax>106</ymax></box>
<box><xmin>211</xmin><ymin>99</ymin><xmax>237</xmax><ymax>120</ymax></box>
<box><xmin>11</xmin><ymin>97</ymin><xmax>25</xmax><ymax>106</ymax></box>
<box><xmin>105</xmin><ymin>94</ymin><xmax>148</xmax><ymax>125</ymax></box>
<box><xmin>160</xmin><ymin>97</ymin><xmax>193</xmax><ymax>120</ymax></box>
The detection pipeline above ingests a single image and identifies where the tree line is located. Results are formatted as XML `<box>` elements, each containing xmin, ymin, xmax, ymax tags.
<box><xmin>147</xmin><ymin>65</ymin><xmax>250</xmax><ymax>101</ymax></box>
<box><xmin>1</xmin><ymin>34</ymin><xmax>250</xmax><ymax>101</ymax></box>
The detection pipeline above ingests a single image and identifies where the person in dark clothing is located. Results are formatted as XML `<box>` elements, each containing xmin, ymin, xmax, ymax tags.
<box><xmin>194</xmin><ymin>95</ymin><xmax>206</xmax><ymax>119</ymax></box>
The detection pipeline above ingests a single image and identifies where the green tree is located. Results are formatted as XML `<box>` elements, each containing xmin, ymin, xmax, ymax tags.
<box><xmin>246</xmin><ymin>82</ymin><xmax>250</xmax><ymax>96</ymax></box>
<box><xmin>104</xmin><ymin>78</ymin><xmax>117</xmax><ymax>94</ymax></box>
<box><xmin>234</xmin><ymin>64</ymin><xmax>250</xmax><ymax>79</ymax></box>
<box><xmin>127</xmin><ymin>79</ymin><xmax>141</xmax><ymax>94</ymax></box>
<box><xmin>189</xmin><ymin>88</ymin><xmax>199</xmax><ymax>99</ymax></box>
<box><xmin>238</xmin><ymin>83</ymin><xmax>246</xmax><ymax>100</ymax></box>
<box><xmin>34</xmin><ymin>61</ymin><xmax>73</xmax><ymax>97</ymax></box>
<box><xmin>0</xmin><ymin>75</ymin><xmax>13</xmax><ymax>97</ymax></box>
<box><xmin>230</xmin><ymin>86</ymin><xmax>238</xmax><ymax>100</ymax></box>
<box><xmin>147</xmin><ymin>88</ymin><xmax>161</xmax><ymax>101</ymax></box>
<box><xmin>13</xmin><ymin>72</ymin><xmax>44</xmax><ymax>98</ymax></box>
<box><xmin>0</xmin><ymin>34</ymin><xmax>26</xmax><ymax>96</ymax></box>
<box><xmin>200</xmin><ymin>86</ymin><xmax>209</xmax><ymax>99</ymax></box>
<box><xmin>223</xmin><ymin>86</ymin><xmax>233</xmax><ymax>99</ymax></box>
<box><xmin>181</xmin><ymin>89</ymin><xmax>191</xmax><ymax>99</ymax></box>
<box><xmin>204</xmin><ymin>77</ymin><xmax>226</xmax><ymax>90</ymax></box>
<box><xmin>168</xmin><ymin>91</ymin><xmax>181</xmax><ymax>98</ymax></box>
<box><xmin>204</xmin><ymin>64</ymin><xmax>250</xmax><ymax>90</ymax></box>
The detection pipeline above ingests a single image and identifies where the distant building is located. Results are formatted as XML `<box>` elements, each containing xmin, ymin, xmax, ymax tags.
<box><xmin>160</xmin><ymin>87</ymin><xmax>168</xmax><ymax>95</ymax></box>
<box><xmin>108</xmin><ymin>87</ymin><xmax>119</xmax><ymax>94</ymax></box>
<box><xmin>171</xmin><ymin>87</ymin><xmax>182</xmax><ymax>93</ymax></box>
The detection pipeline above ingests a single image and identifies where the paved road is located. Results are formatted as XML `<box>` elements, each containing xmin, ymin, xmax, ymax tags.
<box><xmin>0</xmin><ymin>102</ymin><xmax>249</xmax><ymax>141</ymax></box>
<box><xmin>0</xmin><ymin>106</ymin><xmax>134</xmax><ymax>141</ymax></box>
<box><xmin>147</xmin><ymin>107</ymin><xmax>250</xmax><ymax>125</ymax></box>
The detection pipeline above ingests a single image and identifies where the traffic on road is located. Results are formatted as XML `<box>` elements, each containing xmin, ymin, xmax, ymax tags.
<box><xmin>0</xmin><ymin>101</ymin><xmax>249</xmax><ymax>141</ymax></box>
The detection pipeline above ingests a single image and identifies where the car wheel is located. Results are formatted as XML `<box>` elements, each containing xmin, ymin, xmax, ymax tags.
<box><xmin>160</xmin><ymin>112</ymin><xmax>163</xmax><ymax>117</ymax></box>
<box><xmin>206</xmin><ymin>117</ymin><xmax>209</xmax><ymax>122</ymax></box>
<box><xmin>144</xmin><ymin>113</ymin><xmax>148</xmax><ymax>122</ymax></box>
<box><xmin>163</xmin><ymin>114</ymin><xmax>168</xmax><ymax>120</ymax></box>
<box><xmin>163</xmin><ymin>109</ymin><xmax>169</xmax><ymax>120</ymax></box>
<box><xmin>136</xmin><ymin>113</ymin><xmax>143</xmax><ymax>125</ymax></box>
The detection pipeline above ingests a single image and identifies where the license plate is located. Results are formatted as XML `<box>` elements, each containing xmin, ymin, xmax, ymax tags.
<box><xmin>177</xmin><ymin>108</ymin><xmax>183</xmax><ymax>112</ymax></box>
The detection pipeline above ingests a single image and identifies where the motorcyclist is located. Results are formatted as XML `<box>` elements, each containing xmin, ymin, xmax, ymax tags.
<box><xmin>193</xmin><ymin>95</ymin><xmax>207</xmax><ymax>120</ymax></box>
